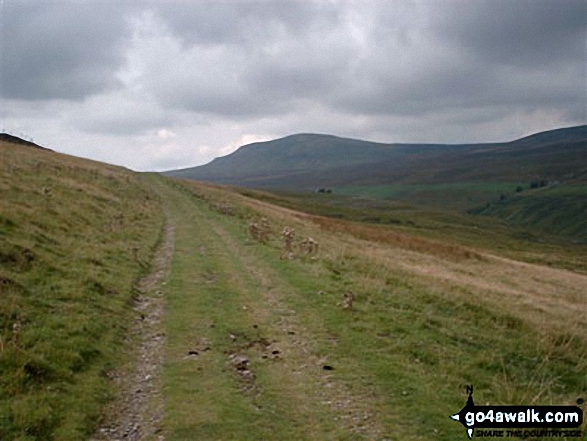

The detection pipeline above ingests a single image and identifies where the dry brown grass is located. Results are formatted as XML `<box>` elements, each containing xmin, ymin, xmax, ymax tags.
<box><xmin>181</xmin><ymin>179</ymin><xmax>587</xmax><ymax>335</ymax></box>
<box><xmin>307</xmin><ymin>215</ymin><xmax>484</xmax><ymax>261</ymax></box>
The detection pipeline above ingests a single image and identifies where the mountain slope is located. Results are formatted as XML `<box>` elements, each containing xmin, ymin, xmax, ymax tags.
<box><xmin>165</xmin><ymin>125</ymin><xmax>587</xmax><ymax>190</ymax></box>
<box><xmin>0</xmin><ymin>133</ymin><xmax>52</xmax><ymax>151</ymax></box>
<box><xmin>165</xmin><ymin>133</ymin><xmax>484</xmax><ymax>188</ymax></box>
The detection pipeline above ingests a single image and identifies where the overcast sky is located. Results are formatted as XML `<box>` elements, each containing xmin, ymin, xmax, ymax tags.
<box><xmin>1</xmin><ymin>0</ymin><xmax>585</xmax><ymax>171</ymax></box>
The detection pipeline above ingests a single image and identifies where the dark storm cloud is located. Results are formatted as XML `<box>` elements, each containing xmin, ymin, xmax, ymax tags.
<box><xmin>429</xmin><ymin>0</ymin><xmax>586</xmax><ymax>69</ymax></box>
<box><xmin>328</xmin><ymin>0</ymin><xmax>586</xmax><ymax>119</ymax></box>
<box><xmin>130</xmin><ymin>0</ymin><xmax>585</xmax><ymax>123</ymax></box>
<box><xmin>1</xmin><ymin>1</ymin><xmax>132</xmax><ymax>101</ymax></box>
<box><xmin>4</xmin><ymin>0</ymin><xmax>584</xmax><ymax>122</ymax></box>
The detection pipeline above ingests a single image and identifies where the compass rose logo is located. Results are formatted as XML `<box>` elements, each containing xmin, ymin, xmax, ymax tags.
<box><xmin>449</xmin><ymin>385</ymin><xmax>583</xmax><ymax>439</ymax></box>
<box><xmin>450</xmin><ymin>385</ymin><xmax>476</xmax><ymax>439</ymax></box>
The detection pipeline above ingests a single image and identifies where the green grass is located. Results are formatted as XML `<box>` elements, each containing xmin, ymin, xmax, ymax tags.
<box><xmin>471</xmin><ymin>185</ymin><xmax>587</xmax><ymax>241</ymax></box>
<box><xmin>153</xmin><ymin>177</ymin><xmax>349</xmax><ymax>440</ymax></box>
<box><xmin>333</xmin><ymin>182</ymin><xmax>521</xmax><ymax>210</ymax></box>
<box><xmin>0</xmin><ymin>142</ymin><xmax>164</xmax><ymax>440</ymax></box>
<box><xmin>158</xmin><ymin>178</ymin><xmax>587</xmax><ymax>440</ymax></box>
<box><xmin>3</xmin><ymin>138</ymin><xmax>585</xmax><ymax>439</ymax></box>
<box><xmin>271</xmin><ymin>264</ymin><xmax>585</xmax><ymax>439</ymax></box>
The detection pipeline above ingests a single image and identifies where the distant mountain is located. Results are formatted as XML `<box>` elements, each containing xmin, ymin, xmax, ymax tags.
<box><xmin>164</xmin><ymin>125</ymin><xmax>587</xmax><ymax>190</ymax></box>
<box><xmin>0</xmin><ymin>133</ymin><xmax>51</xmax><ymax>151</ymax></box>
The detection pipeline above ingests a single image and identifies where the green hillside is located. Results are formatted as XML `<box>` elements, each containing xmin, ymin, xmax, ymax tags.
<box><xmin>471</xmin><ymin>185</ymin><xmax>587</xmax><ymax>242</ymax></box>
<box><xmin>0</xmin><ymin>139</ymin><xmax>164</xmax><ymax>439</ymax></box>
<box><xmin>165</xmin><ymin>125</ymin><xmax>587</xmax><ymax>243</ymax></box>
<box><xmin>166</xmin><ymin>125</ymin><xmax>587</xmax><ymax>191</ymax></box>
<box><xmin>235</xmin><ymin>186</ymin><xmax>587</xmax><ymax>273</ymax></box>
<box><xmin>333</xmin><ymin>182</ymin><xmax>522</xmax><ymax>211</ymax></box>
<box><xmin>165</xmin><ymin>133</ymin><xmax>483</xmax><ymax>188</ymax></box>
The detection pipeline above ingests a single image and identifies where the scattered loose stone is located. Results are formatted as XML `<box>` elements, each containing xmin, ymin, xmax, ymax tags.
<box><xmin>91</xmin><ymin>220</ymin><xmax>175</xmax><ymax>441</ymax></box>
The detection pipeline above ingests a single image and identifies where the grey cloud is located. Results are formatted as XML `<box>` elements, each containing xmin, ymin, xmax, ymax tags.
<box><xmin>141</xmin><ymin>1</ymin><xmax>585</xmax><ymax>124</ymax></box>
<box><xmin>325</xmin><ymin>0</ymin><xmax>586</xmax><ymax>119</ymax></box>
<box><xmin>140</xmin><ymin>3</ymin><xmax>354</xmax><ymax>118</ymax></box>
<box><xmin>428</xmin><ymin>0</ymin><xmax>586</xmax><ymax>69</ymax></box>
<box><xmin>335</xmin><ymin>61</ymin><xmax>583</xmax><ymax>118</ymax></box>
<box><xmin>71</xmin><ymin>109</ymin><xmax>174</xmax><ymax>136</ymax></box>
<box><xmin>140</xmin><ymin>43</ymin><xmax>293</xmax><ymax>118</ymax></box>
<box><xmin>1</xmin><ymin>1</ymin><xmax>132</xmax><ymax>101</ymax></box>
<box><xmin>152</xmin><ymin>1</ymin><xmax>342</xmax><ymax>47</ymax></box>
<box><xmin>2</xmin><ymin>0</ymin><xmax>585</xmax><ymax>172</ymax></box>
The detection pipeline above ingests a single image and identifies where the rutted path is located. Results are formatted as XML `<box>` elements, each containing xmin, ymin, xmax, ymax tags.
<box><xmin>153</xmin><ymin>177</ymin><xmax>389</xmax><ymax>440</ymax></box>
<box><xmin>93</xmin><ymin>175</ymin><xmax>587</xmax><ymax>440</ymax></box>
<box><xmin>205</xmin><ymin>217</ymin><xmax>387</xmax><ymax>440</ymax></box>
<box><xmin>93</xmin><ymin>207</ymin><xmax>175</xmax><ymax>440</ymax></box>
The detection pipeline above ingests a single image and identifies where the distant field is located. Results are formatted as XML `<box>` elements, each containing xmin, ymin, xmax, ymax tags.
<box><xmin>472</xmin><ymin>184</ymin><xmax>587</xmax><ymax>241</ymax></box>
<box><xmin>333</xmin><ymin>182</ymin><xmax>523</xmax><ymax>210</ymax></box>
<box><xmin>539</xmin><ymin>184</ymin><xmax>587</xmax><ymax>196</ymax></box>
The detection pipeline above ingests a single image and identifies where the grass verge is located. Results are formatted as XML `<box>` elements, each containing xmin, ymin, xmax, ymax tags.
<box><xmin>0</xmin><ymin>142</ymin><xmax>164</xmax><ymax>440</ymax></box>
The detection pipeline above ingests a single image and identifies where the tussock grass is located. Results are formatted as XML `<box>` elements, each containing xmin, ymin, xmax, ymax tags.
<box><xmin>236</xmin><ymin>186</ymin><xmax>587</xmax><ymax>274</ymax></box>
<box><xmin>308</xmin><ymin>215</ymin><xmax>484</xmax><ymax>261</ymax></box>
<box><xmin>0</xmin><ymin>142</ymin><xmax>164</xmax><ymax>440</ymax></box>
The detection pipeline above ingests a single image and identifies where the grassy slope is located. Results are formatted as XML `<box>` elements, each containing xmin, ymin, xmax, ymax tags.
<box><xmin>333</xmin><ymin>181</ymin><xmax>587</xmax><ymax>239</ymax></box>
<box><xmin>166</xmin><ymin>126</ymin><xmax>586</xmax><ymax>235</ymax></box>
<box><xmin>155</xmin><ymin>177</ymin><xmax>587</xmax><ymax>440</ymax></box>
<box><xmin>333</xmin><ymin>182</ymin><xmax>522</xmax><ymax>211</ymax></box>
<box><xmin>0</xmin><ymin>141</ymin><xmax>164</xmax><ymax>440</ymax></box>
<box><xmin>234</xmin><ymin>188</ymin><xmax>587</xmax><ymax>274</ymax></box>
<box><xmin>471</xmin><ymin>185</ymin><xmax>587</xmax><ymax>241</ymax></box>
